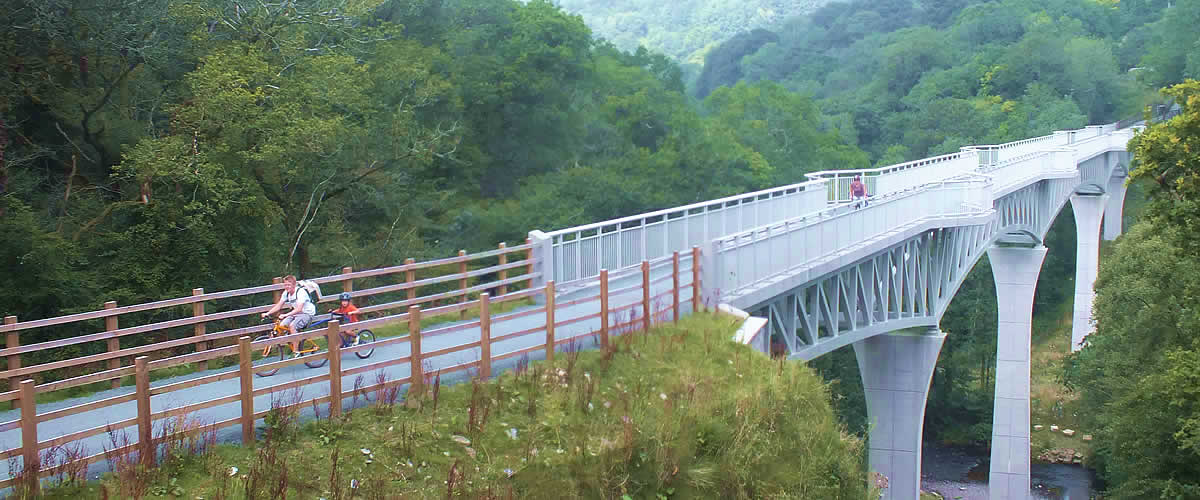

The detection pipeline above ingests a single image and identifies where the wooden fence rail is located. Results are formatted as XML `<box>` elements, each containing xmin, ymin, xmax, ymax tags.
<box><xmin>0</xmin><ymin>243</ymin><xmax>537</xmax><ymax>393</ymax></box>
<box><xmin>0</xmin><ymin>248</ymin><xmax>703</xmax><ymax>494</ymax></box>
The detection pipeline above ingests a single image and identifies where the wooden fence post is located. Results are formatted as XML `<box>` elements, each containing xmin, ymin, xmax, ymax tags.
<box><xmin>641</xmin><ymin>261</ymin><xmax>651</xmax><ymax>334</ymax></box>
<box><xmin>342</xmin><ymin>267</ymin><xmax>353</xmax><ymax>296</ymax></box>
<box><xmin>459</xmin><ymin>250</ymin><xmax>468</xmax><ymax>319</ymax></box>
<box><xmin>409</xmin><ymin>306</ymin><xmax>423</xmax><ymax>396</ymax></box>
<box><xmin>326</xmin><ymin>321</ymin><xmax>342</xmax><ymax>418</ymax></box>
<box><xmin>104</xmin><ymin>302</ymin><xmax>120</xmax><ymax>389</ymax></box>
<box><xmin>692</xmin><ymin>246</ymin><xmax>702</xmax><ymax>312</ymax></box>
<box><xmin>479</xmin><ymin>293</ymin><xmax>491</xmax><ymax>379</ymax></box>
<box><xmin>135</xmin><ymin>356</ymin><xmax>154</xmax><ymax>467</ymax></box>
<box><xmin>525</xmin><ymin>238</ymin><xmax>534</xmax><ymax>290</ymax></box>
<box><xmin>237</xmin><ymin>337</ymin><xmax>254</xmax><ymax>445</ymax></box>
<box><xmin>405</xmin><ymin>258</ymin><xmax>416</xmax><ymax>301</ymax></box>
<box><xmin>545</xmin><ymin>281</ymin><xmax>556</xmax><ymax>362</ymax></box>
<box><xmin>600</xmin><ymin>270</ymin><xmax>609</xmax><ymax>350</ymax></box>
<box><xmin>6</xmin><ymin>316</ymin><xmax>19</xmax><ymax>397</ymax></box>
<box><xmin>498</xmin><ymin>243</ymin><xmax>508</xmax><ymax>296</ymax></box>
<box><xmin>272</xmin><ymin>277</ymin><xmax>283</xmax><ymax>304</ymax></box>
<box><xmin>672</xmin><ymin>252</ymin><xmax>680</xmax><ymax>323</ymax></box>
<box><xmin>19</xmin><ymin>379</ymin><xmax>39</xmax><ymax>495</ymax></box>
<box><xmin>193</xmin><ymin>289</ymin><xmax>207</xmax><ymax>371</ymax></box>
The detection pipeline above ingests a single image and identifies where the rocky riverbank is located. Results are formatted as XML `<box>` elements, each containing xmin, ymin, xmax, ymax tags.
<box><xmin>1037</xmin><ymin>447</ymin><xmax>1085</xmax><ymax>464</ymax></box>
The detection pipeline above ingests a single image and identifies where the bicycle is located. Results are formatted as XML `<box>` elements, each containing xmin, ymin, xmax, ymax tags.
<box><xmin>253</xmin><ymin>314</ymin><xmax>375</xmax><ymax>377</ymax></box>
<box><xmin>253</xmin><ymin>318</ymin><xmax>327</xmax><ymax>377</ymax></box>
<box><xmin>310</xmin><ymin>312</ymin><xmax>376</xmax><ymax>358</ymax></box>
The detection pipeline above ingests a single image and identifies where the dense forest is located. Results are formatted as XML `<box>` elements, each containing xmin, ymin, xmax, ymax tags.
<box><xmin>548</xmin><ymin>0</ymin><xmax>833</xmax><ymax>66</ymax></box>
<box><xmin>0</xmin><ymin>0</ymin><xmax>866</xmax><ymax>327</ymax></box>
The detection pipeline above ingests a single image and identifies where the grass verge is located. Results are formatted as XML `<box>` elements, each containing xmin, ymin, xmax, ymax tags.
<box><xmin>36</xmin><ymin>312</ymin><xmax>875</xmax><ymax>499</ymax></box>
<box><xmin>1029</xmin><ymin>280</ymin><xmax>1093</xmax><ymax>463</ymax></box>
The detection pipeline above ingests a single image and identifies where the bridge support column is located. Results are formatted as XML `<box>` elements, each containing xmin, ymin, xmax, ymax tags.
<box><xmin>528</xmin><ymin>230</ymin><xmax>552</xmax><ymax>304</ymax></box>
<box><xmin>987</xmin><ymin>245</ymin><xmax>1047</xmax><ymax>500</ymax></box>
<box><xmin>1070</xmin><ymin>193</ymin><xmax>1109</xmax><ymax>352</ymax></box>
<box><xmin>854</xmin><ymin>328</ymin><xmax>946</xmax><ymax>500</ymax></box>
<box><xmin>1102</xmin><ymin>176</ymin><xmax>1127</xmax><ymax>241</ymax></box>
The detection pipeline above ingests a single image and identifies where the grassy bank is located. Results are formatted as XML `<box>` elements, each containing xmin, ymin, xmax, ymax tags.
<box><xmin>1026</xmin><ymin>176</ymin><xmax>1148</xmax><ymax>464</ymax></box>
<box><xmin>35</xmin><ymin>312</ymin><xmax>875</xmax><ymax>499</ymax></box>
<box><xmin>1028</xmin><ymin>297</ymin><xmax>1092</xmax><ymax>463</ymax></box>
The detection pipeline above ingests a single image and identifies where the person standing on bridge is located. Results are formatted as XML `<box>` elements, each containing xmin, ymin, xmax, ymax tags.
<box><xmin>262</xmin><ymin>275</ymin><xmax>316</xmax><ymax>357</ymax></box>
<box><xmin>850</xmin><ymin>175</ymin><xmax>868</xmax><ymax>208</ymax></box>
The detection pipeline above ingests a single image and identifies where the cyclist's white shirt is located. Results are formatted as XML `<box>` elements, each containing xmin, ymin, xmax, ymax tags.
<box><xmin>284</xmin><ymin>288</ymin><xmax>317</xmax><ymax>315</ymax></box>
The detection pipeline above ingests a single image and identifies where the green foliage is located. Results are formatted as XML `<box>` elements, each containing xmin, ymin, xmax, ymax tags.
<box><xmin>1127</xmin><ymin>80</ymin><xmax>1200</xmax><ymax>252</ymax></box>
<box><xmin>694</xmin><ymin>29</ymin><xmax>779</xmax><ymax>98</ymax></box>
<box><xmin>1133</xmin><ymin>2</ymin><xmax>1200</xmax><ymax>88</ymax></box>
<box><xmin>714</xmin><ymin>0</ymin><xmax>1160</xmax><ymax>159</ymax></box>
<box><xmin>550</xmin><ymin>0</ymin><xmax>835</xmax><ymax>65</ymax></box>
<box><xmin>0</xmin><ymin>200</ymin><xmax>93</xmax><ymax>320</ymax></box>
<box><xmin>1064</xmin><ymin>80</ymin><xmax>1200</xmax><ymax>496</ymax></box>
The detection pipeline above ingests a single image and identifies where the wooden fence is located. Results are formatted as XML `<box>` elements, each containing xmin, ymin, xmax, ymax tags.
<box><xmin>0</xmin><ymin>246</ymin><xmax>703</xmax><ymax>494</ymax></box>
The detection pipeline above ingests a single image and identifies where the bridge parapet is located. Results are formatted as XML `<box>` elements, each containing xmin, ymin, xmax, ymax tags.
<box><xmin>534</xmin><ymin>178</ymin><xmax>828</xmax><ymax>287</ymax></box>
<box><xmin>806</xmin><ymin>150</ymin><xmax>979</xmax><ymax>204</ymax></box>
<box><xmin>1071</xmin><ymin>129</ymin><xmax>1134</xmax><ymax>164</ymax></box>
<box><xmin>984</xmin><ymin>149</ymin><xmax>1079</xmax><ymax>198</ymax></box>
<box><xmin>711</xmin><ymin>175</ymin><xmax>993</xmax><ymax>302</ymax></box>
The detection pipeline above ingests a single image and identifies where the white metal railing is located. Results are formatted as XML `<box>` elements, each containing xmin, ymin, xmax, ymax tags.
<box><xmin>805</xmin><ymin>150</ymin><xmax>978</xmax><ymax>204</ymax></box>
<box><xmin>532</xmin><ymin>178</ymin><xmax>828</xmax><ymax>285</ymax></box>
<box><xmin>983</xmin><ymin>150</ymin><xmax>1078</xmax><ymax>197</ymax></box>
<box><xmin>969</xmin><ymin>132</ymin><xmax>1069</xmax><ymax>169</ymax></box>
<box><xmin>1071</xmin><ymin>129</ymin><xmax>1133</xmax><ymax>164</ymax></box>
<box><xmin>528</xmin><ymin>121</ymin><xmax>1129</xmax><ymax>289</ymax></box>
<box><xmin>712</xmin><ymin>176</ymin><xmax>993</xmax><ymax>297</ymax></box>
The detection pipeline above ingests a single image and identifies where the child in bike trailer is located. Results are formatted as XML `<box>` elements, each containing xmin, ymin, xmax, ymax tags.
<box><xmin>330</xmin><ymin>292</ymin><xmax>362</xmax><ymax>347</ymax></box>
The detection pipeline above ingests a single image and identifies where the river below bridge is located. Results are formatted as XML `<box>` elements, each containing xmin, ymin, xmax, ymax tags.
<box><xmin>921</xmin><ymin>443</ymin><xmax>1098</xmax><ymax>499</ymax></box>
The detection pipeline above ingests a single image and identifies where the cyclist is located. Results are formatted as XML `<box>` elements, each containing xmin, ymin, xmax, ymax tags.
<box><xmin>330</xmin><ymin>292</ymin><xmax>362</xmax><ymax>346</ymax></box>
<box><xmin>261</xmin><ymin>275</ymin><xmax>316</xmax><ymax>357</ymax></box>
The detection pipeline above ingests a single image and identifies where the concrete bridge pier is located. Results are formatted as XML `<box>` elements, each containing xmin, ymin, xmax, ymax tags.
<box><xmin>1069</xmin><ymin>193</ymin><xmax>1109</xmax><ymax>352</ymax></box>
<box><xmin>854</xmin><ymin>328</ymin><xmax>946</xmax><ymax>500</ymax></box>
<box><xmin>1103</xmin><ymin>175</ymin><xmax>1127</xmax><ymax>241</ymax></box>
<box><xmin>987</xmin><ymin>245</ymin><xmax>1047</xmax><ymax>500</ymax></box>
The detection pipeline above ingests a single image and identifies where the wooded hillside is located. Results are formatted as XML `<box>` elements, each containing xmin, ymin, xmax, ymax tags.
<box><xmin>0</xmin><ymin>0</ymin><xmax>866</xmax><ymax>351</ymax></box>
<box><xmin>549</xmin><ymin>0</ymin><xmax>833</xmax><ymax>65</ymax></box>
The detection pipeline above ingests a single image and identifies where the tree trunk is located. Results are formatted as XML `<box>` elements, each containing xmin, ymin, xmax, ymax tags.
<box><xmin>298</xmin><ymin>243</ymin><xmax>312</xmax><ymax>277</ymax></box>
<box><xmin>0</xmin><ymin>117</ymin><xmax>7</xmax><ymax>218</ymax></box>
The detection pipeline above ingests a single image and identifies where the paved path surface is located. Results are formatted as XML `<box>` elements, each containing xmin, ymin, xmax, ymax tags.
<box><xmin>0</xmin><ymin>259</ymin><xmax>698</xmax><ymax>485</ymax></box>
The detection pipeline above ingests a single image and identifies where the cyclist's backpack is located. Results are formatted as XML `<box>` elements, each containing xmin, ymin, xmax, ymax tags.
<box><xmin>297</xmin><ymin>279</ymin><xmax>323</xmax><ymax>301</ymax></box>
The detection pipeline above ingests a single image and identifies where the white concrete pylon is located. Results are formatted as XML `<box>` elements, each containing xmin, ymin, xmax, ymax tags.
<box><xmin>1070</xmin><ymin>193</ymin><xmax>1109</xmax><ymax>352</ymax></box>
<box><xmin>987</xmin><ymin>245</ymin><xmax>1047</xmax><ymax>500</ymax></box>
<box><xmin>854</xmin><ymin>329</ymin><xmax>946</xmax><ymax>500</ymax></box>
<box><xmin>1103</xmin><ymin>176</ymin><xmax>1127</xmax><ymax>241</ymax></box>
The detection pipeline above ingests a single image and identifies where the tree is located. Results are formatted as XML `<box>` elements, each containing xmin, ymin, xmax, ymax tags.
<box><xmin>704</xmin><ymin>81</ymin><xmax>868</xmax><ymax>182</ymax></box>
<box><xmin>1127</xmin><ymin>80</ymin><xmax>1200</xmax><ymax>252</ymax></box>
<box><xmin>444</xmin><ymin>0</ymin><xmax>594</xmax><ymax>196</ymax></box>
<box><xmin>693</xmin><ymin>29</ymin><xmax>779</xmax><ymax>98</ymax></box>
<box><xmin>1064</xmin><ymin>80</ymin><xmax>1200</xmax><ymax>495</ymax></box>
